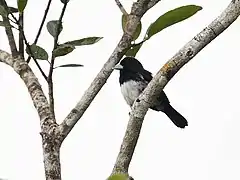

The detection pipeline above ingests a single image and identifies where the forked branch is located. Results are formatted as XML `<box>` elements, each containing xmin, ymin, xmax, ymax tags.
<box><xmin>112</xmin><ymin>0</ymin><xmax>240</xmax><ymax>176</ymax></box>
<box><xmin>58</xmin><ymin>0</ymin><xmax>160</xmax><ymax>142</ymax></box>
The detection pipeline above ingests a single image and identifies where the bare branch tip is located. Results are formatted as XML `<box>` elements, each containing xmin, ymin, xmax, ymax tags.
<box><xmin>115</xmin><ymin>0</ymin><xmax>128</xmax><ymax>15</ymax></box>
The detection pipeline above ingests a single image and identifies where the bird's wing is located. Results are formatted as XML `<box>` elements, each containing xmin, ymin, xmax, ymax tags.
<box><xmin>141</xmin><ymin>69</ymin><xmax>170</xmax><ymax>106</ymax></box>
<box><xmin>141</xmin><ymin>69</ymin><xmax>153</xmax><ymax>82</ymax></box>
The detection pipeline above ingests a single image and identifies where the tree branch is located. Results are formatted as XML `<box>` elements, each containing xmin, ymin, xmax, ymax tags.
<box><xmin>0</xmin><ymin>0</ymin><xmax>18</xmax><ymax>57</ymax></box>
<box><xmin>48</xmin><ymin>1</ymin><xmax>68</xmax><ymax>119</ymax></box>
<box><xmin>115</xmin><ymin>0</ymin><xmax>128</xmax><ymax>15</ymax></box>
<box><xmin>58</xmin><ymin>0</ymin><xmax>157</xmax><ymax>142</ymax></box>
<box><xmin>112</xmin><ymin>0</ymin><xmax>240</xmax><ymax>175</ymax></box>
<box><xmin>147</xmin><ymin>0</ymin><xmax>161</xmax><ymax>10</ymax></box>
<box><xmin>9</xmin><ymin>12</ymin><xmax>48</xmax><ymax>81</ymax></box>
<box><xmin>26</xmin><ymin>0</ymin><xmax>52</xmax><ymax>63</ymax></box>
<box><xmin>18</xmin><ymin>13</ymin><xmax>24</xmax><ymax>59</ymax></box>
<box><xmin>0</xmin><ymin>50</ymin><xmax>61</xmax><ymax>180</ymax></box>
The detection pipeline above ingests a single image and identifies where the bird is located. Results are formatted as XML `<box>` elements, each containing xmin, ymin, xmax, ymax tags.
<box><xmin>113</xmin><ymin>56</ymin><xmax>188</xmax><ymax>128</ymax></box>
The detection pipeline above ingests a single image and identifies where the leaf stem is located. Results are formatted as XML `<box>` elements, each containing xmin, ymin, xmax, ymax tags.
<box><xmin>47</xmin><ymin>1</ymin><xmax>68</xmax><ymax>119</ymax></box>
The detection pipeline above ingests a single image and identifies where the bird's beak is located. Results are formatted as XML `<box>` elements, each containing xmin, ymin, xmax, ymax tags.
<box><xmin>113</xmin><ymin>64</ymin><xmax>123</xmax><ymax>70</ymax></box>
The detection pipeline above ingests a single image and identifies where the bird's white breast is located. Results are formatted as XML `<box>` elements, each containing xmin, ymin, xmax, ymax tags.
<box><xmin>120</xmin><ymin>80</ymin><xmax>147</xmax><ymax>106</ymax></box>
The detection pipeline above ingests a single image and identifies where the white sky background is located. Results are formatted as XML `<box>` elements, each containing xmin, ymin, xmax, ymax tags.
<box><xmin>0</xmin><ymin>0</ymin><xmax>240</xmax><ymax>179</ymax></box>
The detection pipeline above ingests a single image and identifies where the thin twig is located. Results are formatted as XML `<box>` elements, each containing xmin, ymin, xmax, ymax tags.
<box><xmin>27</xmin><ymin>0</ymin><xmax>52</xmax><ymax>63</ymax></box>
<box><xmin>10</xmin><ymin>13</ymin><xmax>48</xmax><ymax>81</ymax></box>
<box><xmin>112</xmin><ymin>0</ymin><xmax>240</xmax><ymax>175</ymax></box>
<box><xmin>0</xmin><ymin>0</ymin><xmax>18</xmax><ymax>57</ymax></box>
<box><xmin>24</xmin><ymin>40</ymin><xmax>47</xmax><ymax>80</ymax></box>
<box><xmin>115</xmin><ymin>0</ymin><xmax>128</xmax><ymax>15</ymax></box>
<box><xmin>34</xmin><ymin>0</ymin><xmax>52</xmax><ymax>44</ymax></box>
<box><xmin>18</xmin><ymin>13</ymin><xmax>24</xmax><ymax>59</ymax></box>
<box><xmin>47</xmin><ymin>1</ymin><xmax>68</xmax><ymax>119</ymax></box>
<box><xmin>22</xmin><ymin>32</ymin><xmax>48</xmax><ymax>81</ymax></box>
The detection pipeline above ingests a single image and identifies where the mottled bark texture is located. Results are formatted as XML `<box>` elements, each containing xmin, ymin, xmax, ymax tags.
<box><xmin>0</xmin><ymin>51</ymin><xmax>61</xmax><ymax>180</ymax></box>
<box><xmin>112</xmin><ymin>0</ymin><xmax>240</xmax><ymax>176</ymax></box>
<box><xmin>1</xmin><ymin>0</ymin><xmax>239</xmax><ymax>179</ymax></box>
<box><xmin>0</xmin><ymin>0</ymin><xmax>163</xmax><ymax>179</ymax></box>
<box><xmin>58</xmin><ymin>0</ymin><xmax>161</xmax><ymax>141</ymax></box>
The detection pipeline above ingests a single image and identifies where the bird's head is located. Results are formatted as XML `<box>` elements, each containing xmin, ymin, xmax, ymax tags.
<box><xmin>113</xmin><ymin>56</ymin><xmax>144</xmax><ymax>73</ymax></box>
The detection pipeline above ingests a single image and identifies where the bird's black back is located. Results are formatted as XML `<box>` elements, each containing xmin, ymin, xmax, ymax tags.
<box><xmin>119</xmin><ymin>57</ymin><xmax>152</xmax><ymax>84</ymax></box>
<box><xmin>119</xmin><ymin>67</ymin><xmax>152</xmax><ymax>84</ymax></box>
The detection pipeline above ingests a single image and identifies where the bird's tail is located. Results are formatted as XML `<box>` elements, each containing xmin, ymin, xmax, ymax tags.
<box><xmin>163</xmin><ymin>103</ymin><xmax>188</xmax><ymax>128</ymax></box>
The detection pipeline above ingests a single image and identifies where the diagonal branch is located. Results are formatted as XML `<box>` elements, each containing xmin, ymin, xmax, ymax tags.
<box><xmin>34</xmin><ymin>0</ymin><xmax>53</xmax><ymax>44</ymax></box>
<box><xmin>115</xmin><ymin>0</ymin><xmax>128</xmax><ymax>15</ymax></box>
<box><xmin>147</xmin><ymin>0</ymin><xmax>161</xmax><ymax>10</ymax></box>
<box><xmin>26</xmin><ymin>0</ymin><xmax>53</xmax><ymax>63</ymax></box>
<box><xmin>57</xmin><ymin>0</ymin><xmax>157</xmax><ymax>142</ymax></box>
<box><xmin>112</xmin><ymin>0</ymin><xmax>240</xmax><ymax>175</ymax></box>
<box><xmin>9</xmin><ymin>13</ymin><xmax>48</xmax><ymax>81</ymax></box>
<box><xmin>22</xmin><ymin>32</ymin><xmax>48</xmax><ymax>81</ymax></box>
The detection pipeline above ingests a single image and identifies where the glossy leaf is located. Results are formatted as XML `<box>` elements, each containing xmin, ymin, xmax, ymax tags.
<box><xmin>0</xmin><ymin>21</ymin><xmax>13</xmax><ymax>28</ymax></box>
<box><xmin>17</xmin><ymin>0</ymin><xmax>28</xmax><ymax>13</ymax></box>
<box><xmin>125</xmin><ymin>43</ymin><xmax>143</xmax><ymax>57</ymax></box>
<box><xmin>54</xmin><ymin>64</ymin><xmax>83</xmax><ymax>69</ymax></box>
<box><xmin>108</xmin><ymin>173</ymin><xmax>128</xmax><ymax>180</ymax></box>
<box><xmin>47</xmin><ymin>20</ymin><xmax>63</xmax><ymax>38</ymax></box>
<box><xmin>147</xmin><ymin>5</ymin><xmax>202</xmax><ymax>39</ymax></box>
<box><xmin>122</xmin><ymin>14</ymin><xmax>142</xmax><ymax>41</ymax></box>
<box><xmin>53</xmin><ymin>44</ymin><xmax>75</xmax><ymax>57</ymax></box>
<box><xmin>64</xmin><ymin>37</ymin><xmax>103</xmax><ymax>46</ymax></box>
<box><xmin>0</xmin><ymin>5</ymin><xmax>7</xmax><ymax>17</ymax></box>
<box><xmin>26</xmin><ymin>44</ymin><xmax>49</xmax><ymax>60</ymax></box>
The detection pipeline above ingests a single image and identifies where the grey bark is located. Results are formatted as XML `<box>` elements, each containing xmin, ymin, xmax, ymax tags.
<box><xmin>112</xmin><ymin>0</ymin><xmax>240</xmax><ymax>176</ymax></box>
<box><xmin>1</xmin><ymin>0</ymin><xmax>239</xmax><ymax>179</ymax></box>
<box><xmin>0</xmin><ymin>0</ymin><xmax>162</xmax><ymax>179</ymax></box>
<box><xmin>58</xmin><ymin>0</ymin><xmax>161</xmax><ymax>141</ymax></box>
<box><xmin>0</xmin><ymin>51</ymin><xmax>61</xmax><ymax>180</ymax></box>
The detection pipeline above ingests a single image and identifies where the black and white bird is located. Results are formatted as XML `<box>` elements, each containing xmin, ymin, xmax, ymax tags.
<box><xmin>113</xmin><ymin>56</ymin><xmax>188</xmax><ymax>128</ymax></box>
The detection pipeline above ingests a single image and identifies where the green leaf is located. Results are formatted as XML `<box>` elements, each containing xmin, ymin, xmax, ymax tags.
<box><xmin>64</xmin><ymin>37</ymin><xmax>103</xmax><ymax>46</ymax></box>
<box><xmin>8</xmin><ymin>6</ymin><xmax>19</xmax><ymax>13</ymax></box>
<box><xmin>54</xmin><ymin>64</ymin><xmax>83</xmax><ymax>69</ymax></box>
<box><xmin>146</xmin><ymin>5</ymin><xmax>202</xmax><ymax>39</ymax></box>
<box><xmin>47</xmin><ymin>20</ymin><xmax>63</xmax><ymax>38</ymax></box>
<box><xmin>60</xmin><ymin>0</ymin><xmax>70</xmax><ymax>3</ymax></box>
<box><xmin>108</xmin><ymin>173</ymin><xmax>128</xmax><ymax>180</ymax></box>
<box><xmin>26</xmin><ymin>44</ymin><xmax>49</xmax><ymax>60</ymax></box>
<box><xmin>122</xmin><ymin>14</ymin><xmax>142</xmax><ymax>41</ymax></box>
<box><xmin>17</xmin><ymin>0</ymin><xmax>28</xmax><ymax>13</ymax></box>
<box><xmin>0</xmin><ymin>5</ymin><xmax>7</xmax><ymax>17</ymax></box>
<box><xmin>0</xmin><ymin>21</ymin><xmax>14</xmax><ymax>28</ymax></box>
<box><xmin>125</xmin><ymin>43</ymin><xmax>143</xmax><ymax>57</ymax></box>
<box><xmin>53</xmin><ymin>44</ymin><xmax>75</xmax><ymax>57</ymax></box>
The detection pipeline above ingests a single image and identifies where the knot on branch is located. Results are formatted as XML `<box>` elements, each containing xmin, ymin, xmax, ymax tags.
<box><xmin>186</xmin><ymin>48</ymin><xmax>194</xmax><ymax>57</ymax></box>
